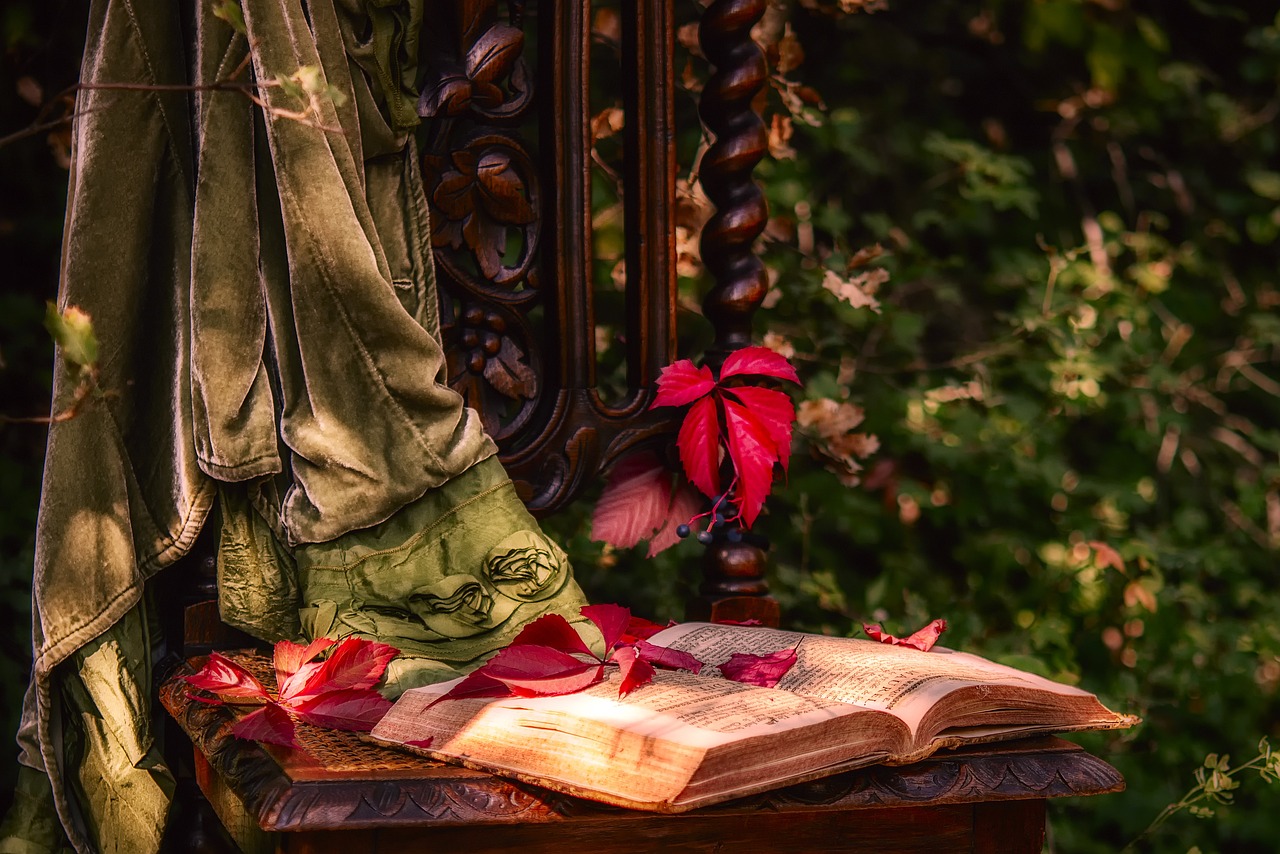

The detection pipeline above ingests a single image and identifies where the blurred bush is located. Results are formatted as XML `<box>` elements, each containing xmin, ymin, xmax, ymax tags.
<box><xmin>568</xmin><ymin>2</ymin><xmax>1280</xmax><ymax>851</ymax></box>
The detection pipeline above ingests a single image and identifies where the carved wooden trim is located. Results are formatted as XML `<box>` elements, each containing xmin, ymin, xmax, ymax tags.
<box><xmin>419</xmin><ymin>0</ymin><xmax>681</xmax><ymax>515</ymax></box>
<box><xmin>161</xmin><ymin>658</ymin><xmax>1123</xmax><ymax>835</ymax></box>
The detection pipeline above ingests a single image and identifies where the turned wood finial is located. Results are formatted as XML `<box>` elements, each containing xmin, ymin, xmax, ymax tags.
<box><xmin>695</xmin><ymin>0</ymin><xmax>779</xmax><ymax>627</ymax></box>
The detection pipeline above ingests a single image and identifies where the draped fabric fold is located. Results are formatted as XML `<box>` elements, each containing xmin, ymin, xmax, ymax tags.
<box><xmin>3</xmin><ymin>2</ymin><xmax>588</xmax><ymax>850</ymax></box>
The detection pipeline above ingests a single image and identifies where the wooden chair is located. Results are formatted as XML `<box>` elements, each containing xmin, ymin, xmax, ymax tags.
<box><xmin>158</xmin><ymin>2</ymin><xmax>1124</xmax><ymax>851</ymax></box>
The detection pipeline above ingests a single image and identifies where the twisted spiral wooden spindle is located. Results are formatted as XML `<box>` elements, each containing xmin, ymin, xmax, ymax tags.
<box><xmin>698</xmin><ymin>0</ymin><xmax>770</xmax><ymax>359</ymax></box>
<box><xmin>692</xmin><ymin>0</ymin><xmax>779</xmax><ymax>628</ymax></box>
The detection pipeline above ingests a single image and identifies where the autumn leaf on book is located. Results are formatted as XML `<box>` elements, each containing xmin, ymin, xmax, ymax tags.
<box><xmin>183</xmin><ymin>636</ymin><xmax>397</xmax><ymax>749</ymax></box>
<box><xmin>430</xmin><ymin>604</ymin><xmax>704</xmax><ymax>705</ymax></box>
<box><xmin>863</xmin><ymin>618</ymin><xmax>948</xmax><ymax>652</ymax></box>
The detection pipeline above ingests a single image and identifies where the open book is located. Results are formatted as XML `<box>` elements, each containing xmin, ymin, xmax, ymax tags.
<box><xmin>369</xmin><ymin>623</ymin><xmax>1136</xmax><ymax>812</ymax></box>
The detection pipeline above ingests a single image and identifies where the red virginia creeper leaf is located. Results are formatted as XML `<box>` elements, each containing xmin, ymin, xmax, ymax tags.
<box><xmin>183</xmin><ymin>652</ymin><xmax>270</xmax><ymax>702</ymax></box>
<box><xmin>621</xmin><ymin>616</ymin><xmax>671</xmax><ymax>644</ymax></box>
<box><xmin>724</xmin><ymin>386</ymin><xmax>795</xmax><ymax>472</ymax></box>
<box><xmin>274</xmin><ymin>638</ymin><xmax>336</xmax><ymax>699</ymax></box>
<box><xmin>581</xmin><ymin>603</ymin><xmax>630</xmax><ymax>652</ymax></box>
<box><xmin>652</xmin><ymin>359</ymin><xmax>716</xmax><ymax>408</ymax></box>
<box><xmin>646</xmin><ymin>482</ymin><xmax>705</xmax><ymax>558</ymax></box>
<box><xmin>722</xmin><ymin>397</ymin><xmax>778</xmax><ymax>528</ymax></box>
<box><xmin>678</xmin><ymin>395</ymin><xmax>721</xmax><ymax>500</ymax></box>
<box><xmin>719</xmin><ymin>346</ymin><xmax>800</xmax><ymax>385</ymax></box>
<box><xmin>590</xmin><ymin>452</ymin><xmax>672</xmax><ymax>550</ymax></box>
<box><xmin>286</xmin><ymin>637</ymin><xmax>398</xmax><ymax>701</ymax></box>
<box><xmin>230</xmin><ymin>703</ymin><xmax>299</xmax><ymax>749</ymax></box>
<box><xmin>405</xmin><ymin>737</ymin><xmax>435</xmax><ymax>749</ymax></box>
<box><xmin>483</xmin><ymin>645</ymin><xmax>605</xmax><ymax>697</ymax></box>
<box><xmin>863</xmin><ymin>619</ymin><xmax>948</xmax><ymax>652</ymax></box>
<box><xmin>610</xmin><ymin>645</ymin><xmax>656</xmax><ymax>697</ymax></box>
<box><xmin>635</xmin><ymin>640</ymin><xmax>704</xmax><ymax>674</ymax></box>
<box><xmin>718</xmin><ymin>648</ymin><xmax>798</xmax><ymax>688</ymax></box>
<box><xmin>427</xmin><ymin>670</ymin><xmax>512</xmax><ymax>707</ymax></box>
<box><xmin>287</xmin><ymin>689</ymin><xmax>394</xmax><ymax>732</ymax></box>
<box><xmin>509</xmin><ymin>612</ymin><xmax>594</xmax><ymax>658</ymax></box>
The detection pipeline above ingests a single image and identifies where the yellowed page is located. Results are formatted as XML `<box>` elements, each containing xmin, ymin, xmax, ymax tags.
<box><xmin>371</xmin><ymin>669</ymin><xmax>900</xmax><ymax>808</ymax></box>
<box><xmin>649</xmin><ymin>623</ymin><xmax>1107</xmax><ymax>739</ymax></box>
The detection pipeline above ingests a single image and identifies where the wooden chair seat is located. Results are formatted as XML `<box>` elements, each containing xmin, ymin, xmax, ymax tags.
<box><xmin>160</xmin><ymin>654</ymin><xmax>1123</xmax><ymax>854</ymax></box>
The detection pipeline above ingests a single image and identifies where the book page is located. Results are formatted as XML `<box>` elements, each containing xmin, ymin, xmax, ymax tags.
<box><xmin>372</xmin><ymin>669</ymin><xmax>906</xmax><ymax>809</ymax></box>
<box><xmin>649</xmin><ymin>623</ymin><xmax>1095</xmax><ymax>735</ymax></box>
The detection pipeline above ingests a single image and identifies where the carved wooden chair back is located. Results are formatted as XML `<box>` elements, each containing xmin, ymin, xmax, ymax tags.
<box><xmin>172</xmin><ymin>0</ymin><xmax>778</xmax><ymax>659</ymax></box>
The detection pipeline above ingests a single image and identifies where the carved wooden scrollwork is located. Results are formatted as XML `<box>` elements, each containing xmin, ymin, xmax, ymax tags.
<box><xmin>420</xmin><ymin>0</ymin><xmax>680</xmax><ymax>513</ymax></box>
<box><xmin>421</xmin><ymin>2</ymin><xmax>542</xmax><ymax>445</ymax></box>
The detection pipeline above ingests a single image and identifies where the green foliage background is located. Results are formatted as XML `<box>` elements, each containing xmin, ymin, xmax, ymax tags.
<box><xmin>3</xmin><ymin>1</ymin><xmax>1280</xmax><ymax>851</ymax></box>
<box><xmin>566</xmin><ymin>2</ymin><xmax>1280</xmax><ymax>851</ymax></box>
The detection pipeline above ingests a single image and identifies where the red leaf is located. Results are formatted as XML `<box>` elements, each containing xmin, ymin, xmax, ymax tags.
<box><xmin>722</xmin><ymin>397</ymin><xmax>778</xmax><ymax>528</ymax></box>
<box><xmin>581</xmin><ymin>604</ymin><xmax>630</xmax><ymax>652</ymax></box>
<box><xmin>725</xmin><ymin>386</ymin><xmax>795</xmax><ymax>472</ymax></box>
<box><xmin>184</xmin><ymin>652</ymin><xmax>270</xmax><ymax>702</ymax></box>
<box><xmin>646</xmin><ymin>482</ymin><xmax>705</xmax><ymax>558</ymax></box>
<box><xmin>483</xmin><ymin>645</ymin><xmax>605</xmax><ymax>697</ymax></box>
<box><xmin>427</xmin><ymin>670</ymin><xmax>512</xmax><ymax>707</ymax></box>
<box><xmin>652</xmin><ymin>360</ymin><xmax>716</xmax><ymax>408</ymax></box>
<box><xmin>678</xmin><ymin>395</ymin><xmax>722</xmax><ymax>499</ymax></box>
<box><xmin>610</xmin><ymin>645</ymin><xmax>656</xmax><ymax>697</ymax></box>
<box><xmin>405</xmin><ymin>737</ymin><xmax>435</xmax><ymax>749</ymax></box>
<box><xmin>591</xmin><ymin>452</ymin><xmax>672</xmax><ymax>550</ymax></box>
<box><xmin>634</xmin><ymin>640</ymin><xmax>704</xmax><ymax>674</ymax></box>
<box><xmin>719</xmin><ymin>346</ymin><xmax>800</xmax><ymax>385</ymax></box>
<box><xmin>286</xmin><ymin>689</ymin><xmax>394</xmax><ymax>732</ymax></box>
<box><xmin>863</xmin><ymin>619</ymin><xmax>948</xmax><ymax>652</ymax></box>
<box><xmin>230</xmin><ymin>703</ymin><xmax>299</xmax><ymax>749</ymax></box>
<box><xmin>509</xmin><ymin>613</ymin><xmax>594</xmax><ymax>658</ymax></box>
<box><xmin>718</xmin><ymin>648</ymin><xmax>797</xmax><ymax>688</ymax></box>
<box><xmin>285</xmin><ymin>637</ymin><xmax>398</xmax><ymax>702</ymax></box>
<box><xmin>274</xmin><ymin>638</ymin><xmax>335</xmax><ymax>698</ymax></box>
<box><xmin>621</xmin><ymin>616</ymin><xmax>670</xmax><ymax>644</ymax></box>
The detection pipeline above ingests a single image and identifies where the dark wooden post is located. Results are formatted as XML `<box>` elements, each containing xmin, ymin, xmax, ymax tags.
<box><xmin>691</xmin><ymin>0</ymin><xmax>779</xmax><ymax>627</ymax></box>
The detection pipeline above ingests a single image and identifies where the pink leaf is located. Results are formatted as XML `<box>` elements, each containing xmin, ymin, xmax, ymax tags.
<box><xmin>718</xmin><ymin>648</ymin><xmax>798</xmax><ymax>688</ymax></box>
<box><xmin>725</xmin><ymin>386</ymin><xmax>795</xmax><ymax>472</ymax></box>
<box><xmin>581</xmin><ymin>604</ymin><xmax>630</xmax><ymax>652</ymax></box>
<box><xmin>722</xmin><ymin>397</ymin><xmax>778</xmax><ymax>528</ymax></box>
<box><xmin>285</xmin><ymin>637</ymin><xmax>398</xmax><ymax>702</ymax></box>
<box><xmin>405</xmin><ymin>737</ymin><xmax>435</xmax><ymax>749</ymax></box>
<box><xmin>719</xmin><ymin>346</ymin><xmax>800</xmax><ymax>385</ymax></box>
<box><xmin>183</xmin><ymin>652</ymin><xmax>270</xmax><ymax>702</ymax></box>
<box><xmin>678</xmin><ymin>395</ymin><xmax>722</xmax><ymax>499</ymax></box>
<box><xmin>286</xmin><ymin>689</ymin><xmax>394</xmax><ymax>732</ymax></box>
<box><xmin>274</xmin><ymin>638</ymin><xmax>335</xmax><ymax>698</ymax></box>
<box><xmin>483</xmin><ymin>645</ymin><xmax>605</xmax><ymax>697</ymax></box>
<box><xmin>427</xmin><ymin>670</ymin><xmax>512</xmax><ymax>707</ymax></box>
<box><xmin>509</xmin><ymin>613</ymin><xmax>594</xmax><ymax>658</ymax></box>
<box><xmin>652</xmin><ymin>360</ymin><xmax>716</xmax><ymax>408</ymax></box>
<box><xmin>646</xmin><ymin>482</ymin><xmax>705</xmax><ymax>558</ymax></box>
<box><xmin>230</xmin><ymin>703</ymin><xmax>299</xmax><ymax>749</ymax></box>
<box><xmin>610</xmin><ymin>645</ymin><xmax>656</xmax><ymax>697</ymax></box>
<box><xmin>634</xmin><ymin>640</ymin><xmax>703</xmax><ymax>674</ymax></box>
<box><xmin>591</xmin><ymin>452</ymin><xmax>672</xmax><ymax>550</ymax></box>
<box><xmin>863</xmin><ymin>619</ymin><xmax>948</xmax><ymax>652</ymax></box>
